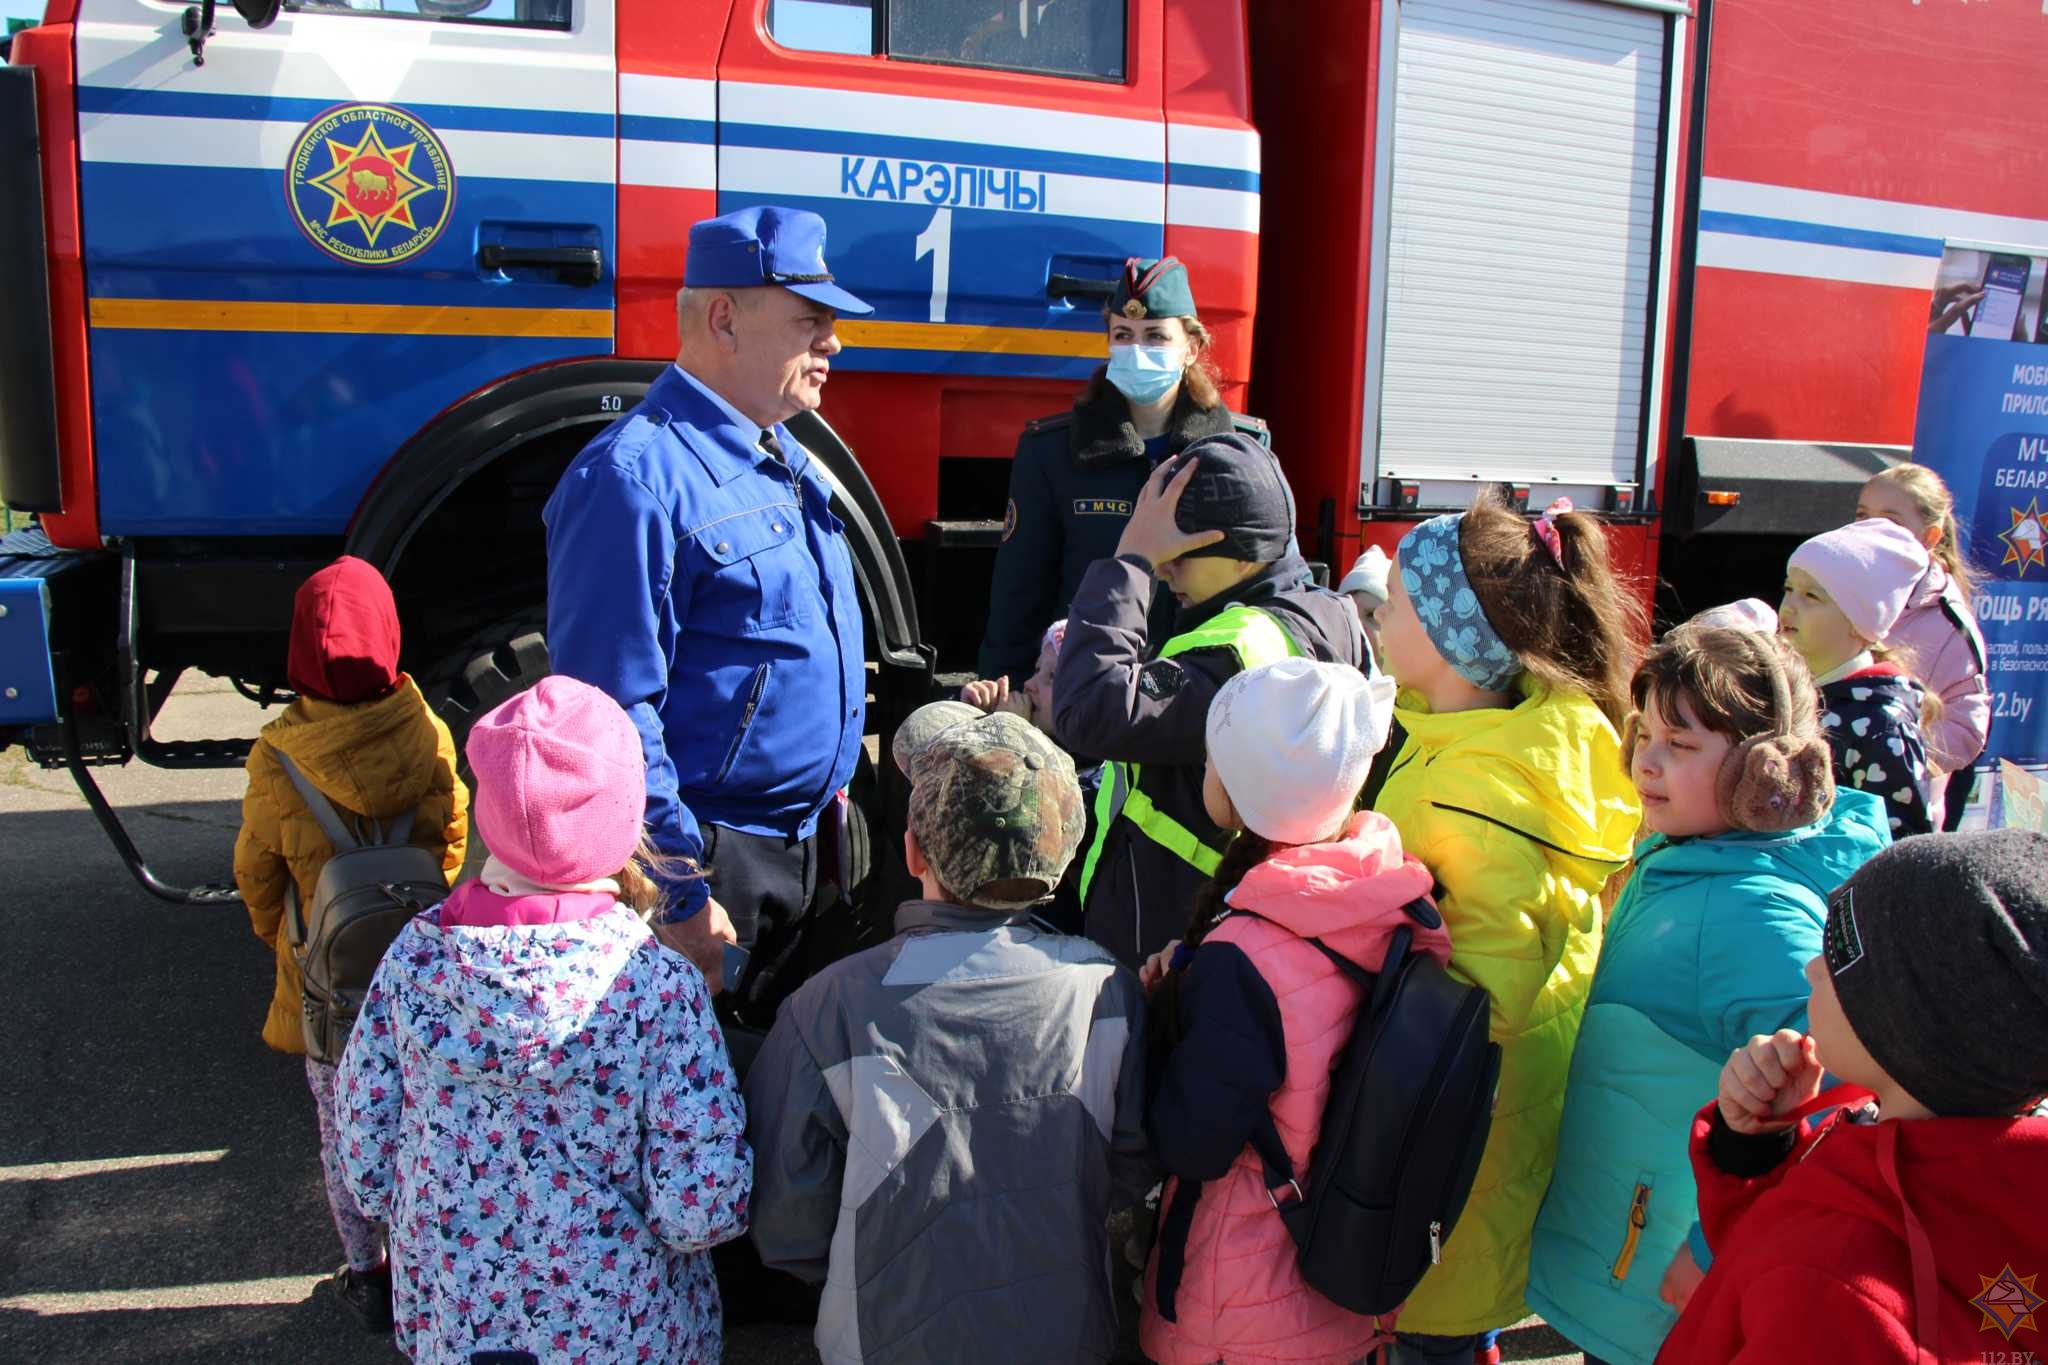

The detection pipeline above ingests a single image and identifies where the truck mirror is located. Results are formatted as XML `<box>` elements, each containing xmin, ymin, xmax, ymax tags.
<box><xmin>231</xmin><ymin>0</ymin><xmax>280</xmax><ymax>27</ymax></box>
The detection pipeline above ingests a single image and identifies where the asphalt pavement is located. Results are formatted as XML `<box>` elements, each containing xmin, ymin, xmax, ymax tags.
<box><xmin>0</xmin><ymin>677</ymin><xmax>1575</xmax><ymax>1365</ymax></box>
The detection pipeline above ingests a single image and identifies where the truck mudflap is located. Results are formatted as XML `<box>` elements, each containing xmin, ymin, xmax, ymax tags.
<box><xmin>0</xmin><ymin>63</ymin><xmax>63</xmax><ymax>517</ymax></box>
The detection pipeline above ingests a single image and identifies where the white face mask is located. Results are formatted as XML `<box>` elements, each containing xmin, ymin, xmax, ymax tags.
<box><xmin>1106</xmin><ymin>343</ymin><xmax>1185</xmax><ymax>403</ymax></box>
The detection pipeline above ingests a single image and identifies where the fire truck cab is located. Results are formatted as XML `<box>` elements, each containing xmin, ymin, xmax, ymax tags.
<box><xmin>4</xmin><ymin>0</ymin><xmax>2042</xmax><ymax>901</ymax></box>
<box><xmin>0</xmin><ymin>0</ymin><xmax>1265</xmax><ymax>901</ymax></box>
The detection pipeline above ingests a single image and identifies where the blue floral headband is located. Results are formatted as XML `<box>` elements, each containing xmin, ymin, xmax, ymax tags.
<box><xmin>1397</xmin><ymin>514</ymin><xmax>1521</xmax><ymax>692</ymax></box>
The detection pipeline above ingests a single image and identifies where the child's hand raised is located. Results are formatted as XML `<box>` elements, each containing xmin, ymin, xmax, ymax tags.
<box><xmin>1718</xmin><ymin>1030</ymin><xmax>1824</xmax><ymax>1134</ymax></box>
<box><xmin>961</xmin><ymin>676</ymin><xmax>1034</xmax><ymax>722</ymax></box>
<box><xmin>961</xmin><ymin>676</ymin><xmax>1007</xmax><ymax>712</ymax></box>
<box><xmin>1138</xmin><ymin>940</ymin><xmax>1181</xmax><ymax>996</ymax></box>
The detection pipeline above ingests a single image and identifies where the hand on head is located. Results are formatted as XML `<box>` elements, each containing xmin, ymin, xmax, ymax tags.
<box><xmin>1116</xmin><ymin>456</ymin><xmax>1228</xmax><ymax>566</ymax></box>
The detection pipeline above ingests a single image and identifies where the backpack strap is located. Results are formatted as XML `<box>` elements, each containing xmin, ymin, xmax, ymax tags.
<box><xmin>271</xmin><ymin>749</ymin><xmax>362</xmax><ymax>853</ymax></box>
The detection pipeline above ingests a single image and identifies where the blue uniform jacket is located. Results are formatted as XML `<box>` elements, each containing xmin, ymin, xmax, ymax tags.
<box><xmin>543</xmin><ymin>366</ymin><xmax>865</xmax><ymax>917</ymax></box>
<box><xmin>1525</xmin><ymin>787</ymin><xmax>1890</xmax><ymax>1365</ymax></box>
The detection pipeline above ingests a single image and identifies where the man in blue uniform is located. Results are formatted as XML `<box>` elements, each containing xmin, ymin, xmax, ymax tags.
<box><xmin>543</xmin><ymin>206</ymin><xmax>871</xmax><ymax>1003</ymax></box>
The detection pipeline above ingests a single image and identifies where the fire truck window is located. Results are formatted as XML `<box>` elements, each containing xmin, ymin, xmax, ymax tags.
<box><xmin>897</xmin><ymin>0</ymin><xmax>1123</xmax><ymax>79</ymax></box>
<box><xmin>282</xmin><ymin>0</ymin><xmax>572</xmax><ymax>30</ymax></box>
<box><xmin>769</xmin><ymin>0</ymin><xmax>1125</xmax><ymax>81</ymax></box>
<box><xmin>769</xmin><ymin>0</ymin><xmax>878</xmax><ymax>56</ymax></box>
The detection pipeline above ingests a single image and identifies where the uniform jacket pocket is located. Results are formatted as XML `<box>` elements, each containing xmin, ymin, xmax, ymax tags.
<box><xmin>686</xmin><ymin>499</ymin><xmax>810</xmax><ymax>634</ymax></box>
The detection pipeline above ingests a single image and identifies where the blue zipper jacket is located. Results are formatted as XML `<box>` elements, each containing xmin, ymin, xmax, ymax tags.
<box><xmin>543</xmin><ymin>366</ymin><xmax>865</xmax><ymax>917</ymax></box>
<box><xmin>1525</xmin><ymin>788</ymin><xmax>1890</xmax><ymax>1365</ymax></box>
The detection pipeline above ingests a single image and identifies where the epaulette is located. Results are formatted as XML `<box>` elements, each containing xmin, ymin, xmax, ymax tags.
<box><xmin>1023</xmin><ymin>411</ymin><xmax>1076</xmax><ymax>435</ymax></box>
<box><xmin>1231</xmin><ymin>412</ymin><xmax>1270</xmax><ymax>435</ymax></box>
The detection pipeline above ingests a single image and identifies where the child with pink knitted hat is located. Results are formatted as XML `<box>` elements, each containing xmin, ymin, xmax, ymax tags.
<box><xmin>1780</xmin><ymin>518</ymin><xmax>1938</xmax><ymax>836</ymax></box>
<box><xmin>334</xmin><ymin>675</ymin><xmax>752</xmax><ymax>1365</ymax></box>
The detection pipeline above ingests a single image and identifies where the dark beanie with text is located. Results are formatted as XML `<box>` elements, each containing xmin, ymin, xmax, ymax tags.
<box><xmin>1821</xmin><ymin>828</ymin><xmax>2048</xmax><ymax>1117</ymax></box>
<box><xmin>1169</xmin><ymin>432</ymin><xmax>1297</xmax><ymax>563</ymax></box>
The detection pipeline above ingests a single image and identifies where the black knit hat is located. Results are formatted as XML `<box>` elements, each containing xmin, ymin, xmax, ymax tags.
<box><xmin>1822</xmin><ymin>829</ymin><xmax>2048</xmax><ymax>1116</ymax></box>
<box><xmin>1169</xmin><ymin>431</ymin><xmax>1297</xmax><ymax>563</ymax></box>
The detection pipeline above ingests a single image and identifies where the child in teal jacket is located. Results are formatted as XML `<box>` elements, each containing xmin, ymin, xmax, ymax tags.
<box><xmin>1526</xmin><ymin>623</ymin><xmax>1890</xmax><ymax>1365</ymax></box>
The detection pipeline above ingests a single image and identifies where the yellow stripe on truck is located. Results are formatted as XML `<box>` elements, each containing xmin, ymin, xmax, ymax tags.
<box><xmin>89</xmin><ymin>298</ymin><xmax>613</xmax><ymax>340</ymax></box>
<box><xmin>88</xmin><ymin>301</ymin><xmax>1106</xmax><ymax>357</ymax></box>
<box><xmin>835</xmin><ymin>319</ymin><xmax>1108</xmax><ymax>358</ymax></box>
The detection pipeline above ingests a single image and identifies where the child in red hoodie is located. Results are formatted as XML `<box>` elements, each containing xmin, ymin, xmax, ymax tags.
<box><xmin>1658</xmin><ymin>828</ymin><xmax>2048</xmax><ymax>1364</ymax></box>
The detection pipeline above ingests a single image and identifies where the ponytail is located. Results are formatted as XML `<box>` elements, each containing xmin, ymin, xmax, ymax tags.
<box><xmin>1458</xmin><ymin>486</ymin><xmax>1647</xmax><ymax>729</ymax></box>
<box><xmin>620</xmin><ymin>839</ymin><xmax>701</xmax><ymax>918</ymax></box>
<box><xmin>1147</xmin><ymin>830</ymin><xmax>1277</xmax><ymax>1055</ymax></box>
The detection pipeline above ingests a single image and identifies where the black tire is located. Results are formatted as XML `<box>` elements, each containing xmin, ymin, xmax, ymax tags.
<box><xmin>419</xmin><ymin>610</ymin><xmax>551</xmax><ymax>773</ymax></box>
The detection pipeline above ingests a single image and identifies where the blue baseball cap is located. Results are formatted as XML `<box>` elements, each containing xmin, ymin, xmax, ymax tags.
<box><xmin>683</xmin><ymin>205</ymin><xmax>873</xmax><ymax>316</ymax></box>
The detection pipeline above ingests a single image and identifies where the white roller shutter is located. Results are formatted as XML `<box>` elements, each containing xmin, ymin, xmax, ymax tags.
<box><xmin>1377</xmin><ymin>0</ymin><xmax>1666</xmax><ymax>488</ymax></box>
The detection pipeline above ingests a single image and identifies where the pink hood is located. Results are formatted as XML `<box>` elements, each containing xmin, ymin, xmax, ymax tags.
<box><xmin>1886</xmin><ymin>561</ymin><xmax>1990</xmax><ymax>781</ymax></box>
<box><xmin>1227</xmin><ymin>810</ymin><xmax>1451</xmax><ymax>970</ymax></box>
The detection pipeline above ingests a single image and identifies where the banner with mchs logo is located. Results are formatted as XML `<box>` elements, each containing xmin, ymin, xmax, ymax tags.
<box><xmin>1912</xmin><ymin>241</ymin><xmax>2048</xmax><ymax>771</ymax></box>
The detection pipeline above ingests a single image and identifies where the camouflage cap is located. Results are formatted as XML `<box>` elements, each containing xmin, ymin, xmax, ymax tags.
<box><xmin>907</xmin><ymin>711</ymin><xmax>1086</xmax><ymax>911</ymax></box>
<box><xmin>890</xmin><ymin>699</ymin><xmax>983</xmax><ymax>776</ymax></box>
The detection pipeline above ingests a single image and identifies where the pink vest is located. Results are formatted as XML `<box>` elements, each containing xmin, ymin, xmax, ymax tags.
<box><xmin>1142</xmin><ymin>813</ymin><xmax>1451</xmax><ymax>1365</ymax></box>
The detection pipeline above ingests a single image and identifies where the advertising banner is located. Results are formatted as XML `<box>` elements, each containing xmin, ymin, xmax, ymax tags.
<box><xmin>1911</xmin><ymin>242</ymin><xmax>2048</xmax><ymax>771</ymax></box>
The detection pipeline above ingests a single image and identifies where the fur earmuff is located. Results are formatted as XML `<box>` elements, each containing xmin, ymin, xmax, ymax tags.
<box><xmin>1716</xmin><ymin>733</ymin><xmax>1835</xmax><ymax>833</ymax></box>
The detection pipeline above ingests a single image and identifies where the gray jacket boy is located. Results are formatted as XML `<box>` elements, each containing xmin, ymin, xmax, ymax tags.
<box><xmin>744</xmin><ymin>710</ymin><xmax>1153</xmax><ymax>1363</ymax></box>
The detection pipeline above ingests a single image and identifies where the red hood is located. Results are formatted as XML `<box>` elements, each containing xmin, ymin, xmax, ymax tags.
<box><xmin>288</xmin><ymin>555</ymin><xmax>401</xmax><ymax>704</ymax></box>
<box><xmin>1226</xmin><ymin>810</ymin><xmax>1449</xmax><ymax>968</ymax></box>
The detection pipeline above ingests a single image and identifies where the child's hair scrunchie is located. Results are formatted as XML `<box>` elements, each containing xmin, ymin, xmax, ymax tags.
<box><xmin>1532</xmin><ymin>497</ymin><xmax>1574</xmax><ymax>568</ymax></box>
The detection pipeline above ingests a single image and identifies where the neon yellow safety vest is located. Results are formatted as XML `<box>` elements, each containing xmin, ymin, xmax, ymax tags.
<box><xmin>1075</xmin><ymin>603</ymin><xmax>1303</xmax><ymax>903</ymax></box>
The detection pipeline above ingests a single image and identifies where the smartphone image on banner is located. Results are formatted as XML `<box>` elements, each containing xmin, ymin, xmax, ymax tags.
<box><xmin>1970</xmin><ymin>253</ymin><xmax>2031</xmax><ymax>341</ymax></box>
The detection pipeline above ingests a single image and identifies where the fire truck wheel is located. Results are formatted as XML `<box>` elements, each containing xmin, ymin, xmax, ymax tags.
<box><xmin>420</xmin><ymin>611</ymin><xmax>551</xmax><ymax>777</ymax></box>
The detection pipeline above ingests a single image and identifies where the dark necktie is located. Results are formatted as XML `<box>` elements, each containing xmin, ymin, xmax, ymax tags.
<box><xmin>759</xmin><ymin>430</ymin><xmax>786</xmax><ymax>462</ymax></box>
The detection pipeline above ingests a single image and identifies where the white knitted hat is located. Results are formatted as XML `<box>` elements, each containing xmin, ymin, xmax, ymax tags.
<box><xmin>1338</xmin><ymin>545</ymin><xmax>1392</xmax><ymax>605</ymax></box>
<box><xmin>1205</xmin><ymin>658</ymin><xmax>1397</xmax><ymax>845</ymax></box>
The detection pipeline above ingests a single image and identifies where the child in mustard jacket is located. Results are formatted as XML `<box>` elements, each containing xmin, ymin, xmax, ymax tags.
<box><xmin>233</xmin><ymin>555</ymin><xmax>466</xmax><ymax>1330</ymax></box>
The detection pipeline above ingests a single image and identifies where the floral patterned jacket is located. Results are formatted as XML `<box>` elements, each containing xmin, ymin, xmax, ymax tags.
<box><xmin>335</xmin><ymin>883</ymin><xmax>751</xmax><ymax>1365</ymax></box>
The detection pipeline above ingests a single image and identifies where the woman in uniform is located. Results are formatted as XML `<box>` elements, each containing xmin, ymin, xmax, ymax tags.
<box><xmin>976</xmin><ymin>256</ymin><xmax>1269</xmax><ymax>685</ymax></box>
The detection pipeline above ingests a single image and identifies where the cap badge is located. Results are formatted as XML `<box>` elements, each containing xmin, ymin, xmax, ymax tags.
<box><xmin>1121</xmin><ymin>299</ymin><xmax>1148</xmax><ymax>319</ymax></box>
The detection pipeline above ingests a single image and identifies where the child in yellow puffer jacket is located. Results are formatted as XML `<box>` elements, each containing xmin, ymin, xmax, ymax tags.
<box><xmin>233</xmin><ymin>555</ymin><xmax>467</xmax><ymax>1332</ymax></box>
<box><xmin>1369</xmin><ymin>490</ymin><xmax>1643</xmax><ymax>1365</ymax></box>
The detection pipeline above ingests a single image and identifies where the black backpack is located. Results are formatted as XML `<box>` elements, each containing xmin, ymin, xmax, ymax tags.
<box><xmin>275</xmin><ymin>750</ymin><xmax>449</xmax><ymax>1065</ymax></box>
<box><xmin>1248</xmin><ymin>900</ymin><xmax>1502</xmax><ymax>1318</ymax></box>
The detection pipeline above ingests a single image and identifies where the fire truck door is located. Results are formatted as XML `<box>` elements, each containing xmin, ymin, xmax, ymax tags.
<box><xmin>71</xmin><ymin>0</ymin><xmax>619</xmax><ymax>536</ymax></box>
<box><xmin>714</xmin><ymin>0</ymin><xmax>1167</xmax><ymax>385</ymax></box>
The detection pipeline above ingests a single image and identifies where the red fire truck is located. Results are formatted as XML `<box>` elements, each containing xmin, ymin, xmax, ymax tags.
<box><xmin>2</xmin><ymin>0</ymin><xmax>2041</xmax><ymax>901</ymax></box>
